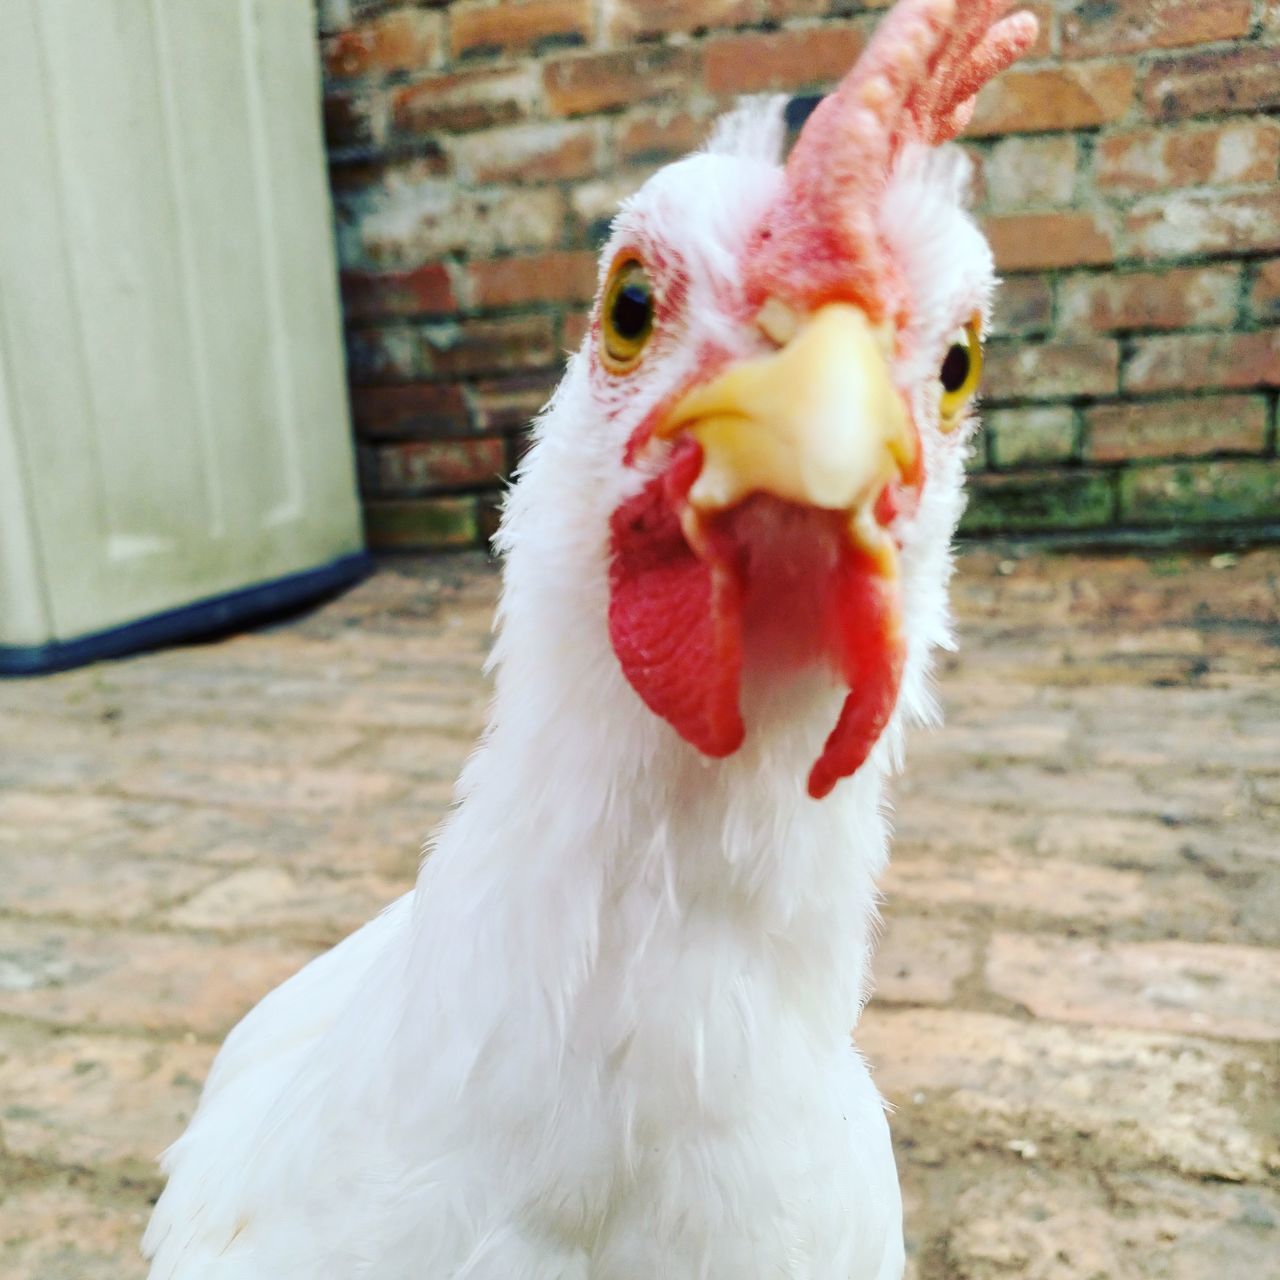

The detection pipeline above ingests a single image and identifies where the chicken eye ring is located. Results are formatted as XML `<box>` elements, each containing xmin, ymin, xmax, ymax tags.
<box><xmin>600</xmin><ymin>256</ymin><xmax>656</xmax><ymax>373</ymax></box>
<box><xmin>939</xmin><ymin>317</ymin><xmax>984</xmax><ymax>431</ymax></box>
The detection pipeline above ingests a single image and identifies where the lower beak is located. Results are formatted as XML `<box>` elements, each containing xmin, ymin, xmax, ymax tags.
<box><xmin>655</xmin><ymin>302</ymin><xmax>917</xmax><ymax>574</ymax></box>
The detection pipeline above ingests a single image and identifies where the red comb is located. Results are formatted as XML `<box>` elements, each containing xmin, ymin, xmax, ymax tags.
<box><xmin>744</xmin><ymin>0</ymin><xmax>1039</xmax><ymax>320</ymax></box>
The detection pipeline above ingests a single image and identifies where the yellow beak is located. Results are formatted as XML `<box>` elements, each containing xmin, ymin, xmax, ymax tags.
<box><xmin>656</xmin><ymin>303</ymin><xmax>915</xmax><ymax>570</ymax></box>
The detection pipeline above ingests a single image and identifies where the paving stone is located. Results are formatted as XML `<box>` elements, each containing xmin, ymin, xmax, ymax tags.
<box><xmin>871</xmin><ymin>916</ymin><xmax>978</xmax><ymax>1005</ymax></box>
<box><xmin>0</xmin><ymin>1182</ymin><xmax>148</xmax><ymax>1280</ymax></box>
<box><xmin>860</xmin><ymin>1008</ymin><xmax>1275</xmax><ymax>1182</ymax></box>
<box><xmin>986</xmin><ymin>933</ymin><xmax>1280</xmax><ymax>1042</ymax></box>
<box><xmin>942</xmin><ymin>1166</ymin><xmax>1280</xmax><ymax>1280</ymax></box>
<box><xmin>0</xmin><ymin>921</ymin><xmax>318</xmax><ymax>1038</ymax></box>
<box><xmin>0</xmin><ymin>1024</ymin><xmax>213</xmax><ymax>1168</ymax></box>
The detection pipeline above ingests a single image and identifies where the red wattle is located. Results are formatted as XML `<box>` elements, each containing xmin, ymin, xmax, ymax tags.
<box><xmin>808</xmin><ymin>544</ymin><xmax>905</xmax><ymax>799</ymax></box>
<box><xmin>608</xmin><ymin>440</ymin><xmax>745</xmax><ymax>758</ymax></box>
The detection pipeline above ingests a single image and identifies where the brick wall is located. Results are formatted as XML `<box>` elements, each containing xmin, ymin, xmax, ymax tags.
<box><xmin>319</xmin><ymin>0</ymin><xmax>1280</xmax><ymax>550</ymax></box>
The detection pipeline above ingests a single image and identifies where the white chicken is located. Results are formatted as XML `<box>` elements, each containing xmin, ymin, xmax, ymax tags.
<box><xmin>144</xmin><ymin>1</ymin><xmax>1037</xmax><ymax>1275</ymax></box>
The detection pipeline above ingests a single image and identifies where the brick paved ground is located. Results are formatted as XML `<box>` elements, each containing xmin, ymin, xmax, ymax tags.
<box><xmin>1</xmin><ymin>548</ymin><xmax>1277</xmax><ymax>1279</ymax></box>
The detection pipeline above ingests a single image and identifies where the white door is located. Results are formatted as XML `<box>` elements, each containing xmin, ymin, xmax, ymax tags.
<box><xmin>0</xmin><ymin>0</ymin><xmax>362</xmax><ymax>647</ymax></box>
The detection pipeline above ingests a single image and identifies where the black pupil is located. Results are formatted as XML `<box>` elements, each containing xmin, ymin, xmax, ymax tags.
<box><xmin>612</xmin><ymin>279</ymin><xmax>652</xmax><ymax>340</ymax></box>
<box><xmin>940</xmin><ymin>343</ymin><xmax>971</xmax><ymax>394</ymax></box>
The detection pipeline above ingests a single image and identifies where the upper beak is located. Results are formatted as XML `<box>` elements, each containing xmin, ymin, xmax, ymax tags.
<box><xmin>655</xmin><ymin>303</ymin><xmax>917</xmax><ymax>573</ymax></box>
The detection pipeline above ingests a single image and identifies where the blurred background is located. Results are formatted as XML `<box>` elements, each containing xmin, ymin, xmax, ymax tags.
<box><xmin>0</xmin><ymin>3</ymin><xmax>1277</xmax><ymax>1279</ymax></box>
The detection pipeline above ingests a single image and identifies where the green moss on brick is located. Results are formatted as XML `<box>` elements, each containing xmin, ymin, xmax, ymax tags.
<box><xmin>363</xmin><ymin>497</ymin><xmax>479</xmax><ymax>550</ymax></box>
<box><xmin>961</xmin><ymin>470</ymin><xmax>1115</xmax><ymax>535</ymax></box>
<box><xmin>1119</xmin><ymin>460</ymin><xmax>1280</xmax><ymax>526</ymax></box>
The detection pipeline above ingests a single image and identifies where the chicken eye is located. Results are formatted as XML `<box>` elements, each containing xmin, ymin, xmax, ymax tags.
<box><xmin>939</xmin><ymin>319</ymin><xmax>983</xmax><ymax>431</ymax></box>
<box><xmin>601</xmin><ymin>258</ymin><xmax>655</xmax><ymax>372</ymax></box>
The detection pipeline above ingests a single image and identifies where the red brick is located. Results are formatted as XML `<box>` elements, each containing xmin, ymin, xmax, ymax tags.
<box><xmin>340</xmin><ymin>264</ymin><xmax>458</xmax><ymax>322</ymax></box>
<box><xmin>1086</xmin><ymin>396</ymin><xmax>1268</xmax><ymax>462</ymax></box>
<box><xmin>562</xmin><ymin>308</ymin><xmax>591</xmax><ymax>350</ymax></box>
<box><xmin>610</xmin><ymin>0</ymin><xmax>758</xmax><ymax>42</ymax></box>
<box><xmin>985</xmin><ymin>211</ymin><xmax>1116</xmax><ymax>272</ymax></box>
<box><xmin>1096</xmin><ymin>119</ymin><xmax>1280</xmax><ymax>196</ymax></box>
<box><xmin>1127</xmin><ymin>189</ymin><xmax>1280</xmax><ymax>260</ymax></box>
<box><xmin>1060</xmin><ymin>0</ymin><xmax>1250</xmax><ymax>57</ymax></box>
<box><xmin>1123</xmin><ymin>331</ymin><xmax>1280</xmax><ymax>394</ymax></box>
<box><xmin>543</xmin><ymin>46</ymin><xmax>699</xmax><ymax>117</ymax></box>
<box><xmin>392</xmin><ymin>65</ymin><xmax>537</xmax><ymax>135</ymax></box>
<box><xmin>451</xmin><ymin>0</ymin><xmax>592</xmax><ymax>60</ymax></box>
<box><xmin>324</xmin><ymin>91</ymin><xmax>386</xmax><ymax>150</ymax></box>
<box><xmin>969</xmin><ymin>63</ymin><xmax>1135</xmax><ymax>136</ymax></box>
<box><xmin>468</xmin><ymin>374</ymin><xmax>556</xmax><ymax>432</ymax></box>
<box><xmin>467</xmin><ymin>250</ymin><xmax>598</xmax><ymax>310</ymax></box>
<box><xmin>704</xmin><ymin>22</ymin><xmax>871</xmax><ymax>96</ymax></box>
<box><xmin>448</xmin><ymin>121</ymin><xmax>600</xmax><ymax>184</ymax></box>
<box><xmin>962</xmin><ymin>470</ymin><xmax>1115</xmax><ymax>533</ymax></box>
<box><xmin>322</xmin><ymin>10</ymin><xmax>441</xmax><ymax>81</ymax></box>
<box><xmin>616</xmin><ymin>108</ymin><xmax>713</xmax><ymax>165</ymax></box>
<box><xmin>372</xmin><ymin>438</ymin><xmax>506</xmax><ymax>494</ymax></box>
<box><xmin>991</xmin><ymin>276</ymin><xmax>1054</xmax><ymax>338</ymax></box>
<box><xmin>350</xmin><ymin>383</ymin><xmax>472</xmax><ymax>439</ymax></box>
<box><xmin>1251</xmin><ymin>259</ymin><xmax>1280</xmax><ymax>324</ymax></box>
<box><xmin>1058</xmin><ymin>266</ymin><xmax>1240</xmax><ymax>335</ymax></box>
<box><xmin>1143</xmin><ymin>47</ymin><xmax>1280</xmax><ymax>121</ymax></box>
<box><xmin>418</xmin><ymin>314</ymin><xmax>558</xmax><ymax>378</ymax></box>
<box><xmin>985</xmin><ymin>338</ymin><xmax>1121</xmax><ymax>401</ymax></box>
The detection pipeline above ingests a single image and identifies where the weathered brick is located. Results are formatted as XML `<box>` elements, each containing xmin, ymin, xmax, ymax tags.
<box><xmin>360</xmin><ymin>183</ymin><xmax>565</xmax><ymax>263</ymax></box>
<box><xmin>340</xmin><ymin>263</ymin><xmax>458</xmax><ymax>322</ymax></box>
<box><xmin>969</xmin><ymin>62</ymin><xmax>1135</xmax><ymax>136</ymax></box>
<box><xmin>345</xmin><ymin>325</ymin><xmax>419</xmax><ymax>382</ymax></box>
<box><xmin>703</xmin><ymin>22</ymin><xmax>871</xmax><ymax>95</ymax></box>
<box><xmin>1127</xmin><ymin>188</ymin><xmax>1280</xmax><ymax>259</ymax></box>
<box><xmin>372</xmin><ymin>437</ymin><xmax>506</xmax><ymax>494</ymax></box>
<box><xmin>451</xmin><ymin>0</ymin><xmax>592</xmax><ymax>60</ymax></box>
<box><xmin>392</xmin><ymin>65</ymin><xmax>538</xmax><ymax>135</ymax></box>
<box><xmin>1059</xmin><ymin>0</ymin><xmax>1251</xmax><ymax>57</ymax></box>
<box><xmin>987</xmin><ymin>406</ymin><xmax>1077</xmax><ymax>468</ymax></box>
<box><xmin>990</xmin><ymin>276</ymin><xmax>1054</xmax><ymax>338</ymax></box>
<box><xmin>1251</xmin><ymin>259</ymin><xmax>1280</xmax><ymax>323</ymax></box>
<box><xmin>324</xmin><ymin>90</ymin><xmax>387</xmax><ymax>150</ymax></box>
<box><xmin>468</xmin><ymin>374</ymin><xmax>556</xmax><ymax>432</ymax></box>
<box><xmin>1143</xmin><ymin>46</ymin><xmax>1280</xmax><ymax>121</ymax></box>
<box><xmin>1096</xmin><ymin>119</ymin><xmax>1280</xmax><ymax>196</ymax></box>
<box><xmin>562</xmin><ymin>307</ymin><xmax>592</xmax><ymax>350</ymax></box>
<box><xmin>987</xmin><ymin>932</ymin><xmax>1280</xmax><ymax>1041</ymax></box>
<box><xmin>609</xmin><ymin>0</ymin><xmax>758</xmax><ymax>42</ymax></box>
<box><xmin>351</xmin><ymin>383</ymin><xmax>472</xmax><ymax>439</ymax></box>
<box><xmin>467</xmin><ymin>250</ymin><xmax>598</xmax><ymax>310</ymax></box>
<box><xmin>1087</xmin><ymin>395</ymin><xmax>1267</xmax><ymax>462</ymax></box>
<box><xmin>983</xmin><ymin>135</ymin><xmax>1078</xmax><ymax>211</ymax></box>
<box><xmin>1119</xmin><ymin>459</ymin><xmax>1280</xmax><ymax>525</ymax></box>
<box><xmin>1124</xmin><ymin>330</ymin><xmax>1280</xmax><ymax>394</ymax></box>
<box><xmin>986</xmin><ymin>338</ymin><xmax>1121</xmax><ymax>400</ymax></box>
<box><xmin>616</xmin><ymin>107</ymin><xmax>713</xmax><ymax>165</ymax></box>
<box><xmin>1058</xmin><ymin>265</ymin><xmax>1240</xmax><ymax>334</ymax></box>
<box><xmin>984</xmin><ymin>210</ymin><xmax>1116</xmax><ymax>271</ymax></box>
<box><xmin>447</xmin><ymin>121</ymin><xmax>600</xmax><ymax>184</ymax></box>
<box><xmin>322</xmin><ymin>10</ymin><xmax>441</xmax><ymax>81</ymax></box>
<box><xmin>543</xmin><ymin>46</ymin><xmax>699</xmax><ymax>117</ymax></box>
<box><xmin>364</xmin><ymin>496</ymin><xmax>480</xmax><ymax>549</ymax></box>
<box><xmin>417</xmin><ymin>314</ymin><xmax>558</xmax><ymax>378</ymax></box>
<box><xmin>961</xmin><ymin>470</ymin><xmax>1115</xmax><ymax>534</ymax></box>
